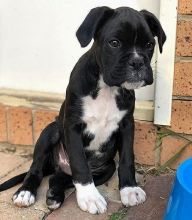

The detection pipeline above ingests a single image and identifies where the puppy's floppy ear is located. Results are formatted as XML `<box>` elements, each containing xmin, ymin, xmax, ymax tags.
<box><xmin>76</xmin><ymin>7</ymin><xmax>114</xmax><ymax>47</ymax></box>
<box><xmin>140</xmin><ymin>10</ymin><xmax>166</xmax><ymax>53</ymax></box>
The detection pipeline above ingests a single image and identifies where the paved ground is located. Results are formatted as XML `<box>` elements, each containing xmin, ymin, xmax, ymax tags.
<box><xmin>0</xmin><ymin>145</ymin><xmax>174</xmax><ymax>220</ymax></box>
<box><xmin>123</xmin><ymin>175</ymin><xmax>174</xmax><ymax>220</ymax></box>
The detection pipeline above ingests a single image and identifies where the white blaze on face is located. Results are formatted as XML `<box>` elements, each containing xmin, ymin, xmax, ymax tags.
<box><xmin>123</xmin><ymin>47</ymin><xmax>145</xmax><ymax>90</ymax></box>
<box><xmin>133</xmin><ymin>47</ymin><xmax>140</xmax><ymax>58</ymax></box>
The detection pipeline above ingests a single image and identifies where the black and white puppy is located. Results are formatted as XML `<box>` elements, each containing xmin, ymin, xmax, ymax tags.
<box><xmin>0</xmin><ymin>7</ymin><xmax>166</xmax><ymax>214</ymax></box>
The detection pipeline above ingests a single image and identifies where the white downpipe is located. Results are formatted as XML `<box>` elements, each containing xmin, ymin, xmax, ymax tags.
<box><xmin>154</xmin><ymin>0</ymin><xmax>178</xmax><ymax>125</ymax></box>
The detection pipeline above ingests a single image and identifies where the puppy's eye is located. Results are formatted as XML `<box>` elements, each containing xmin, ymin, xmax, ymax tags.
<box><xmin>108</xmin><ymin>39</ymin><xmax>121</xmax><ymax>48</ymax></box>
<box><xmin>146</xmin><ymin>42</ymin><xmax>154</xmax><ymax>50</ymax></box>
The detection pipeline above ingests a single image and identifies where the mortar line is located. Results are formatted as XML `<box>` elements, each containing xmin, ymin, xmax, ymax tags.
<box><xmin>173</xmin><ymin>96</ymin><xmax>192</xmax><ymax>101</ymax></box>
<box><xmin>178</xmin><ymin>14</ymin><xmax>192</xmax><ymax>21</ymax></box>
<box><xmin>31</xmin><ymin>109</ymin><xmax>35</xmax><ymax>146</ymax></box>
<box><xmin>154</xmin><ymin>127</ymin><xmax>162</xmax><ymax>167</ymax></box>
<box><xmin>5</xmin><ymin>106</ymin><xmax>8</xmax><ymax>142</ymax></box>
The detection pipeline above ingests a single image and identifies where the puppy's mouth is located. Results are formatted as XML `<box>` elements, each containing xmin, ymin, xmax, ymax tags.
<box><xmin>121</xmin><ymin>81</ymin><xmax>145</xmax><ymax>90</ymax></box>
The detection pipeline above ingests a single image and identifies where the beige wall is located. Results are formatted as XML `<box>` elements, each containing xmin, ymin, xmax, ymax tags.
<box><xmin>0</xmin><ymin>0</ymin><xmax>160</xmax><ymax>100</ymax></box>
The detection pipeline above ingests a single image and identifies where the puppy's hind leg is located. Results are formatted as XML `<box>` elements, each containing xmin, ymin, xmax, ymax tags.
<box><xmin>13</xmin><ymin>121</ymin><xmax>60</xmax><ymax>207</ymax></box>
<box><xmin>46</xmin><ymin>171</ymin><xmax>73</xmax><ymax>210</ymax></box>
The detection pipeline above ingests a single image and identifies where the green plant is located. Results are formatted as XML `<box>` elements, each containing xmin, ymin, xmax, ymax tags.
<box><xmin>156</xmin><ymin>127</ymin><xmax>192</xmax><ymax>171</ymax></box>
<box><xmin>109</xmin><ymin>208</ymin><xmax>128</xmax><ymax>220</ymax></box>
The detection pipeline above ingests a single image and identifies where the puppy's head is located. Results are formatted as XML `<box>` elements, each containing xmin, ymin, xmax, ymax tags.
<box><xmin>76</xmin><ymin>7</ymin><xmax>166</xmax><ymax>89</ymax></box>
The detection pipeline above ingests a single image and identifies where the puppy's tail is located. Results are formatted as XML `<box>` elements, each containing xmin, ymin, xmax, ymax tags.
<box><xmin>0</xmin><ymin>172</ymin><xmax>27</xmax><ymax>192</ymax></box>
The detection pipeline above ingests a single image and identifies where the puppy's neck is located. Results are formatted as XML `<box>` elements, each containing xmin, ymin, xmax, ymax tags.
<box><xmin>98</xmin><ymin>76</ymin><xmax>118</xmax><ymax>90</ymax></box>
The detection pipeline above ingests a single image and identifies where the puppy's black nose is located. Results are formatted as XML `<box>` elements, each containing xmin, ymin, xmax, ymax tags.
<box><xmin>129</xmin><ymin>57</ymin><xmax>144</xmax><ymax>70</ymax></box>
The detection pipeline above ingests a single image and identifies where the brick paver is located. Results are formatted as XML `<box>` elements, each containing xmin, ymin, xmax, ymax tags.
<box><xmin>123</xmin><ymin>175</ymin><xmax>174</xmax><ymax>220</ymax></box>
<box><xmin>0</xmin><ymin>152</ymin><xmax>29</xmax><ymax>179</ymax></box>
<box><xmin>0</xmin><ymin>152</ymin><xmax>48</xmax><ymax>220</ymax></box>
<box><xmin>46</xmin><ymin>193</ymin><xmax>122</xmax><ymax>220</ymax></box>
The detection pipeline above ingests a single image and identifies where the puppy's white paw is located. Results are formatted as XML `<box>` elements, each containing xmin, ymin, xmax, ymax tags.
<box><xmin>74</xmin><ymin>182</ymin><xmax>107</xmax><ymax>214</ymax></box>
<box><xmin>12</xmin><ymin>190</ymin><xmax>35</xmax><ymax>207</ymax></box>
<box><xmin>120</xmin><ymin>186</ymin><xmax>146</xmax><ymax>207</ymax></box>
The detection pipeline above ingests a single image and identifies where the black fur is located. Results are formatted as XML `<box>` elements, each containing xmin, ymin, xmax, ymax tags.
<box><xmin>0</xmin><ymin>6</ymin><xmax>166</xmax><ymax>210</ymax></box>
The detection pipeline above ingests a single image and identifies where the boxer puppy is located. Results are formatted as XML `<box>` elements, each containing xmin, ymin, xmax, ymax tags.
<box><xmin>0</xmin><ymin>6</ymin><xmax>166</xmax><ymax>214</ymax></box>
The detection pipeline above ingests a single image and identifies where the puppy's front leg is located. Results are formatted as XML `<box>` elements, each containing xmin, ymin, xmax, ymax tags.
<box><xmin>64</xmin><ymin>125</ymin><xmax>107</xmax><ymax>214</ymax></box>
<box><xmin>118</xmin><ymin>116</ymin><xmax>146</xmax><ymax>207</ymax></box>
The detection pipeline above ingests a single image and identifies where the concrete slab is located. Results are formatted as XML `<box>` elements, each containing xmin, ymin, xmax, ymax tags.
<box><xmin>0</xmin><ymin>156</ymin><xmax>49</xmax><ymax>220</ymax></box>
<box><xmin>0</xmin><ymin>202</ymin><xmax>45</xmax><ymax>220</ymax></box>
<box><xmin>123</xmin><ymin>175</ymin><xmax>174</xmax><ymax>220</ymax></box>
<box><xmin>0</xmin><ymin>152</ymin><xmax>29</xmax><ymax>179</ymax></box>
<box><xmin>0</xmin><ymin>160</ymin><xmax>32</xmax><ymax>203</ymax></box>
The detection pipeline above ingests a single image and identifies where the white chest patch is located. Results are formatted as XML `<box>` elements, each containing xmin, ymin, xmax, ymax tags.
<box><xmin>82</xmin><ymin>78</ymin><xmax>127</xmax><ymax>151</ymax></box>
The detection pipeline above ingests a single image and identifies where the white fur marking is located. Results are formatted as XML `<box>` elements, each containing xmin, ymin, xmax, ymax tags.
<box><xmin>47</xmin><ymin>201</ymin><xmax>61</xmax><ymax>210</ymax></box>
<box><xmin>133</xmin><ymin>48</ymin><xmax>139</xmax><ymax>58</ymax></box>
<box><xmin>13</xmin><ymin>190</ymin><xmax>35</xmax><ymax>207</ymax></box>
<box><xmin>82</xmin><ymin>77</ymin><xmax>126</xmax><ymax>152</ymax></box>
<box><xmin>74</xmin><ymin>182</ymin><xmax>107</xmax><ymax>214</ymax></box>
<box><xmin>121</xmin><ymin>81</ymin><xmax>145</xmax><ymax>90</ymax></box>
<box><xmin>120</xmin><ymin>187</ymin><xmax>146</xmax><ymax>207</ymax></box>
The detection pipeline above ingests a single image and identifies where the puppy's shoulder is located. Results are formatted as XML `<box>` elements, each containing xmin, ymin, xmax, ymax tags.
<box><xmin>67</xmin><ymin>50</ymin><xmax>99</xmax><ymax>96</ymax></box>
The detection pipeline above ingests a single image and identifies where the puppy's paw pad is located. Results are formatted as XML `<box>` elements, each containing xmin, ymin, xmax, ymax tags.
<box><xmin>120</xmin><ymin>187</ymin><xmax>146</xmax><ymax>207</ymax></box>
<box><xmin>12</xmin><ymin>190</ymin><xmax>35</xmax><ymax>207</ymax></box>
<box><xmin>75</xmin><ymin>183</ymin><xmax>107</xmax><ymax>214</ymax></box>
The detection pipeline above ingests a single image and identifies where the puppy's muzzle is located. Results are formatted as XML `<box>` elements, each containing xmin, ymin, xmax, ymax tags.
<box><xmin>125</xmin><ymin>54</ymin><xmax>153</xmax><ymax>87</ymax></box>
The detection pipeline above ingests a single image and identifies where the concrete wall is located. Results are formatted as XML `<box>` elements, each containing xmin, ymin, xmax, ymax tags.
<box><xmin>0</xmin><ymin>0</ymin><xmax>160</xmax><ymax>100</ymax></box>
